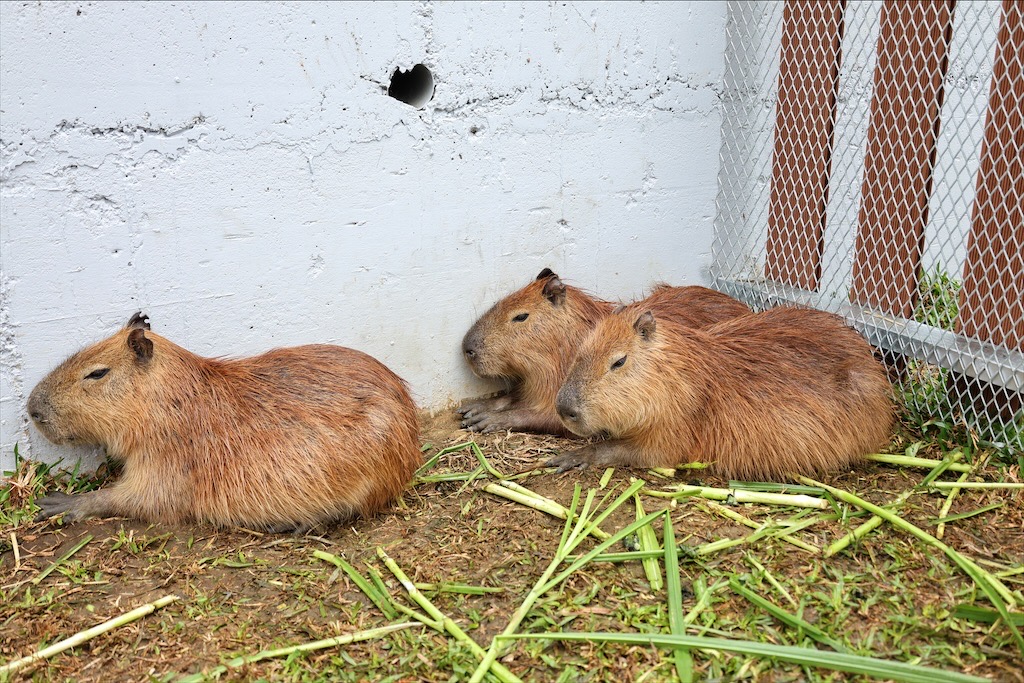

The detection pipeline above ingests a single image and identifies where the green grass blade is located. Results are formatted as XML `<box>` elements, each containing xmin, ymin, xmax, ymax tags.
<box><xmin>32</xmin><ymin>534</ymin><xmax>93</xmax><ymax>585</ymax></box>
<box><xmin>575</xmin><ymin>479</ymin><xmax>647</xmax><ymax>549</ymax></box>
<box><xmin>504</xmin><ymin>632</ymin><xmax>987</xmax><ymax>683</ymax></box>
<box><xmin>931</xmin><ymin>502</ymin><xmax>1003</xmax><ymax>525</ymax></box>
<box><xmin>634</xmin><ymin>493</ymin><xmax>663</xmax><ymax>592</ymax></box>
<box><xmin>952</xmin><ymin>604</ymin><xmax>1024</xmax><ymax>626</ymax></box>
<box><xmin>799</xmin><ymin>476</ymin><xmax>1024</xmax><ymax>654</ymax></box>
<box><xmin>826</xmin><ymin>449</ymin><xmax>960</xmax><ymax>557</ymax></box>
<box><xmin>663</xmin><ymin>512</ymin><xmax>692</xmax><ymax>683</ymax></box>
<box><xmin>558</xmin><ymin>484</ymin><xmax>582</xmax><ymax>556</ymax></box>
<box><xmin>566</xmin><ymin>550</ymin><xmax>664</xmax><ymax>563</ymax></box>
<box><xmin>471</xmin><ymin>441</ymin><xmax>505</xmax><ymax>479</ymax></box>
<box><xmin>377</xmin><ymin>548</ymin><xmax>521</xmax><ymax>683</ymax></box>
<box><xmin>728</xmin><ymin>577</ymin><xmax>846</xmax><ymax>652</ymax></box>
<box><xmin>313</xmin><ymin>550</ymin><xmax>396</xmax><ymax>619</ymax></box>
<box><xmin>540</xmin><ymin>510</ymin><xmax>665</xmax><ymax>594</ymax></box>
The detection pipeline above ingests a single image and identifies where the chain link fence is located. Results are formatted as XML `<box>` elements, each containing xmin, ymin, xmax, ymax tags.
<box><xmin>712</xmin><ymin>0</ymin><xmax>1023</xmax><ymax>453</ymax></box>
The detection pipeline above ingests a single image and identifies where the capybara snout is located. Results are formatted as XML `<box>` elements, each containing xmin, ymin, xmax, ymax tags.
<box><xmin>30</xmin><ymin>312</ymin><xmax>422</xmax><ymax>532</ymax></box>
<box><xmin>554</xmin><ymin>390</ymin><xmax>580</xmax><ymax>424</ymax></box>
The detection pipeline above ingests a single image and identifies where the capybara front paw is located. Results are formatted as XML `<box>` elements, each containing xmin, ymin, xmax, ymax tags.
<box><xmin>460</xmin><ymin>410</ymin><xmax>506</xmax><ymax>433</ymax></box>
<box><xmin>34</xmin><ymin>492</ymin><xmax>82</xmax><ymax>523</ymax></box>
<box><xmin>546</xmin><ymin>449</ymin><xmax>593</xmax><ymax>473</ymax></box>
<box><xmin>457</xmin><ymin>394</ymin><xmax>513</xmax><ymax>419</ymax></box>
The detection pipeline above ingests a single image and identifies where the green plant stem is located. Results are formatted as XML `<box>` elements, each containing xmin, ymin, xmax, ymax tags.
<box><xmin>824</xmin><ymin>488</ymin><xmax>916</xmax><ymax>558</ymax></box>
<box><xmin>649</xmin><ymin>485</ymin><xmax>828</xmax><ymax>509</ymax></box>
<box><xmin>484</xmin><ymin>481</ymin><xmax>610</xmax><ymax>541</ymax></box>
<box><xmin>663</xmin><ymin>512</ymin><xmax>692</xmax><ymax>683</ymax></box>
<box><xmin>935</xmin><ymin>471</ymin><xmax>971</xmax><ymax>540</ymax></box>
<box><xmin>376</xmin><ymin>547</ymin><xmax>521</xmax><ymax>683</ymax></box>
<box><xmin>177</xmin><ymin>621</ymin><xmax>418</xmax><ymax>683</ymax></box>
<box><xmin>825</xmin><ymin>449</ymin><xmax>960</xmax><ymax>558</ymax></box>
<box><xmin>864</xmin><ymin>453</ymin><xmax>972</xmax><ymax>473</ymax></box>
<box><xmin>701</xmin><ymin>500</ymin><xmax>819</xmax><ymax>553</ymax></box>
<box><xmin>634</xmin><ymin>493</ymin><xmax>664</xmax><ymax>591</ymax></box>
<box><xmin>414</xmin><ymin>582</ymin><xmax>504</xmax><ymax>595</ymax></box>
<box><xmin>682</xmin><ymin>578</ymin><xmax>726</xmax><ymax>626</ymax></box>
<box><xmin>1</xmin><ymin>594</ymin><xmax>178</xmax><ymax>675</ymax></box>
<box><xmin>744</xmin><ymin>555</ymin><xmax>797</xmax><ymax>608</ymax></box>
<box><xmin>799</xmin><ymin>476</ymin><xmax>1024</xmax><ymax>654</ymax></box>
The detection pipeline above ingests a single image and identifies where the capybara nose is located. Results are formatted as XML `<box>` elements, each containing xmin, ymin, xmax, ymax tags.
<box><xmin>557</xmin><ymin>401</ymin><xmax>579</xmax><ymax>422</ymax></box>
<box><xmin>27</xmin><ymin>393</ymin><xmax>46</xmax><ymax>423</ymax></box>
<box><xmin>464</xmin><ymin>345</ymin><xmax>476</xmax><ymax>359</ymax></box>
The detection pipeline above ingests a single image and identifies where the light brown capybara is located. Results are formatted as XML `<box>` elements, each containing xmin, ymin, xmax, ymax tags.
<box><xmin>459</xmin><ymin>269</ymin><xmax>750</xmax><ymax>436</ymax></box>
<box><xmin>29</xmin><ymin>313</ymin><xmax>421</xmax><ymax>532</ymax></box>
<box><xmin>551</xmin><ymin>304</ymin><xmax>893</xmax><ymax>480</ymax></box>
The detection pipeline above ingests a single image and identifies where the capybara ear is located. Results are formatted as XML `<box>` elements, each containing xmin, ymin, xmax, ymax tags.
<box><xmin>127</xmin><ymin>328</ymin><xmax>154</xmax><ymax>363</ymax></box>
<box><xmin>126</xmin><ymin>312</ymin><xmax>151</xmax><ymax>331</ymax></box>
<box><xmin>634</xmin><ymin>311</ymin><xmax>656</xmax><ymax>340</ymax></box>
<box><xmin>536</xmin><ymin>267</ymin><xmax>556</xmax><ymax>281</ymax></box>
<box><xmin>542</xmin><ymin>274</ymin><xmax>566</xmax><ymax>306</ymax></box>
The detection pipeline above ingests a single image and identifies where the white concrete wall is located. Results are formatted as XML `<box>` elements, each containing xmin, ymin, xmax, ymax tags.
<box><xmin>0</xmin><ymin>1</ymin><xmax>728</xmax><ymax>470</ymax></box>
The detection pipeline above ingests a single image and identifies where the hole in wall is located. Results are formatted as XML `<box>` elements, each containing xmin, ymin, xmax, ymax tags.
<box><xmin>387</xmin><ymin>64</ymin><xmax>434</xmax><ymax>108</ymax></box>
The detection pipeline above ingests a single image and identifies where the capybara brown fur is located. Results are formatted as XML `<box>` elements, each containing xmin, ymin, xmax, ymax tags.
<box><xmin>459</xmin><ymin>268</ymin><xmax>613</xmax><ymax>435</ymax></box>
<box><xmin>639</xmin><ymin>282</ymin><xmax>751</xmax><ymax>330</ymax></box>
<box><xmin>551</xmin><ymin>304</ymin><xmax>892</xmax><ymax>480</ymax></box>
<box><xmin>28</xmin><ymin>313</ymin><xmax>421</xmax><ymax>532</ymax></box>
<box><xmin>459</xmin><ymin>269</ymin><xmax>750</xmax><ymax>436</ymax></box>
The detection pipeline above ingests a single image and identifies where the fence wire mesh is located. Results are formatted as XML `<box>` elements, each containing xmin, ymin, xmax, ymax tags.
<box><xmin>712</xmin><ymin>0</ymin><xmax>1023</xmax><ymax>453</ymax></box>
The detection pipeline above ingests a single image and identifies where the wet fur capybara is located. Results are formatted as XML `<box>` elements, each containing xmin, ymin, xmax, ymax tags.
<box><xmin>459</xmin><ymin>269</ymin><xmax>750</xmax><ymax>436</ymax></box>
<box><xmin>551</xmin><ymin>304</ymin><xmax>893</xmax><ymax>480</ymax></box>
<box><xmin>28</xmin><ymin>313</ymin><xmax>421</xmax><ymax>532</ymax></box>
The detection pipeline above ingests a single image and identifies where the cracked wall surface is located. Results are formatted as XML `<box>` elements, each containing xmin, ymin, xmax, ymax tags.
<box><xmin>0</xmin><ymin>1</ymin><xmax>727</xmax><ymax>470</ymax></box>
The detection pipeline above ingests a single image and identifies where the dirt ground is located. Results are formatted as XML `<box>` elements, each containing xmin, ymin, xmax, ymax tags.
<box><xmin>1</xmin><ymin>410</ymin><xmax>1022</xmax><ymax>682</ymax></box>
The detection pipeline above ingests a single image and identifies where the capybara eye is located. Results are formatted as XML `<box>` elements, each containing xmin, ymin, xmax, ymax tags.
<box><xmin>512</xmin><ymin>313</ymin><xmax>529</xmax><ymax>322</ymax></box>
<box><xmin>84</xmin><ymin>368</ymin><xmax>110</xmax><ymax>380</ymax></box>
<box><xmin>610</xmin><ymin>356</ymin><xmax>627</xmax><ymax>370</ymax></box>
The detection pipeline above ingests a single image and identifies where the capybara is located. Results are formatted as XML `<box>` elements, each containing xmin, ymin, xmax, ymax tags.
<box><xmin>459</xmin><ymin>269</ymin><xmax>750</xmax><ymax>436</ymax></box>
<box><xmin>29</xmin><ymin>313</ymin><xmax>421</xmax><ymax>532</ymax></box>
<box><xmin>638</xmin><ymin>282</ymin><xmax>751</xmax><ymax>329</ymax></box>
<box><xmin>551</xmin><ymin>304</ymin><xmax>892</xmax><ymax>479</ymax></box>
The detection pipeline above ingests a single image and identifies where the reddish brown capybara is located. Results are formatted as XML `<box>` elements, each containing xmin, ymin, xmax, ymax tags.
<box><xmin>29</xmin><ymin>313</ymin><xmax>421</xmax><ymax>532</ymax></box>
<box><xmin>459</xmin><ymin>268</ymin><xmax>613</xmax><ymax>435</ymax></box>
<box><xmin>459</xmin><ymin>269</ymin><xmax>750</xmax><ymax>436</ymax></box>
<box><xmin>638</xmin><ymin>282</ymin><xmax>751</xmax><ymax>329</ymax></box>
<box><xmin>551</xmin><ymin>304</ymin><xmax>893</xmax><ymax>480</ymax></box>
